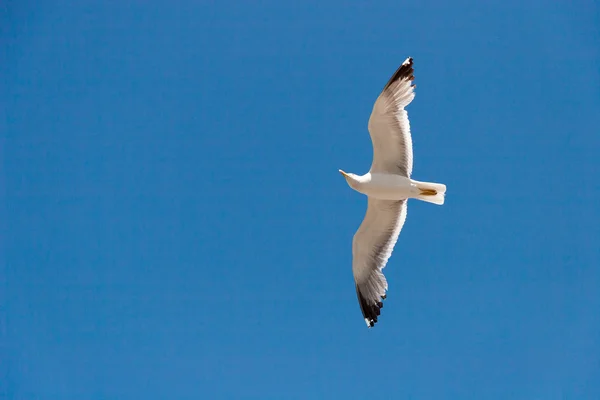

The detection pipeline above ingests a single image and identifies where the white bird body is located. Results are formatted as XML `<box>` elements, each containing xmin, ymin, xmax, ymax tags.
<box><xmin>342</xmin><ymin>173</ymin><xmax>415</xmax><ymax>200</ymax></box>
<box><xmin>341</xmin><ymin>172</ymin><xmax>446</xmax><ymax>203</ymax></box>
<box><xmin>340</xmin><ymin>57</ymin><xmax>447</xmax><ymax>328</ymax></box>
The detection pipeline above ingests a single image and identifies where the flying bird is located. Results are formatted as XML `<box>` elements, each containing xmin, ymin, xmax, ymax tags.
<box><xmin>339</xmin><ymin>57</ymin><xmax>446</xmax><ymax>328</ymax></box>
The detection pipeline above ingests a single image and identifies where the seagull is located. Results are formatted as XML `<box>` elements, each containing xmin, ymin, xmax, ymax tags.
<box><xmin>339</xmin><ymin>57</ymin><xmax>446</xmax><ymax>328</ymax></box>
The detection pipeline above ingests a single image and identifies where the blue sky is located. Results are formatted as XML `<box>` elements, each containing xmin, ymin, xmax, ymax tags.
<box><xmin>3</xmin><ymin>1</ymin><xmax>599</xmax><ymax>399</ymax></box>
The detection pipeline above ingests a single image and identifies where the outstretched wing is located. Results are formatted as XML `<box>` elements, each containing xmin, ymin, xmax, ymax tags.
<box><xmin>367</xmin><ymin>57</ymin><xmax>416</xmax><ymax>177</ymax></box>
<box><xmin>352</xmin><ymin>198</ymin><xmax>407</xmax><ymax>327</ymax></box>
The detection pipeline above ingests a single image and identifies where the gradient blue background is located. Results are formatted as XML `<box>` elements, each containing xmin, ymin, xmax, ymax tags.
<box><xmin>3</xmin><ymin>1</ymin><xmax>600</xmax><ymax>399</ymax></box>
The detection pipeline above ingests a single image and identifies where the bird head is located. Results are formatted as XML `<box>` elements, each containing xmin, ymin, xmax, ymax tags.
<box><xmin>339</xmin><ymin>170</ymin><xmax>359</xmax><ymax>188</ymax></box>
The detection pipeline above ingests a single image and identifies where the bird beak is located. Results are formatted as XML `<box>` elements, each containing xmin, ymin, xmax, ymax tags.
<box><xmin>339</xmin><ymin>169</ymin><xmax>349</xmax><ymax>178</ymax></box>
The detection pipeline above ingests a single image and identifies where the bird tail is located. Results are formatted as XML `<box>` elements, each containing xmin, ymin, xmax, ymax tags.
<box><xmin>412</xmin><ymin>180</ymin><xmax>446</xmax><ymax>205</ymax></box>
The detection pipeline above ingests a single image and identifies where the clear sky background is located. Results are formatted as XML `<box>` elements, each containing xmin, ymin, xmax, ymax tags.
<box><xmin>3</xmin><ymin>1</ymin><xmax>600</xmax><ymax>399</ymax></box>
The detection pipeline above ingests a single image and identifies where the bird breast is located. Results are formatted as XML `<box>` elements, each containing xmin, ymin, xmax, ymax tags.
<box><xmin>356</xmin><ymin>173</ymin><xmax>416</xmax><ymax>200</ymax></box>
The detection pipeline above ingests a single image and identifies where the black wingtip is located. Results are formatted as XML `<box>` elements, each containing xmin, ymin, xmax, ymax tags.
<box><xmin>355</xmin><ymin>284</ymin><xmax>386</xmax><ymax>328</ymax></box>
<box><xmin>382</xmin><ymin>56</ymin><xmax>415</xmax><ymax>91</ymax></box>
